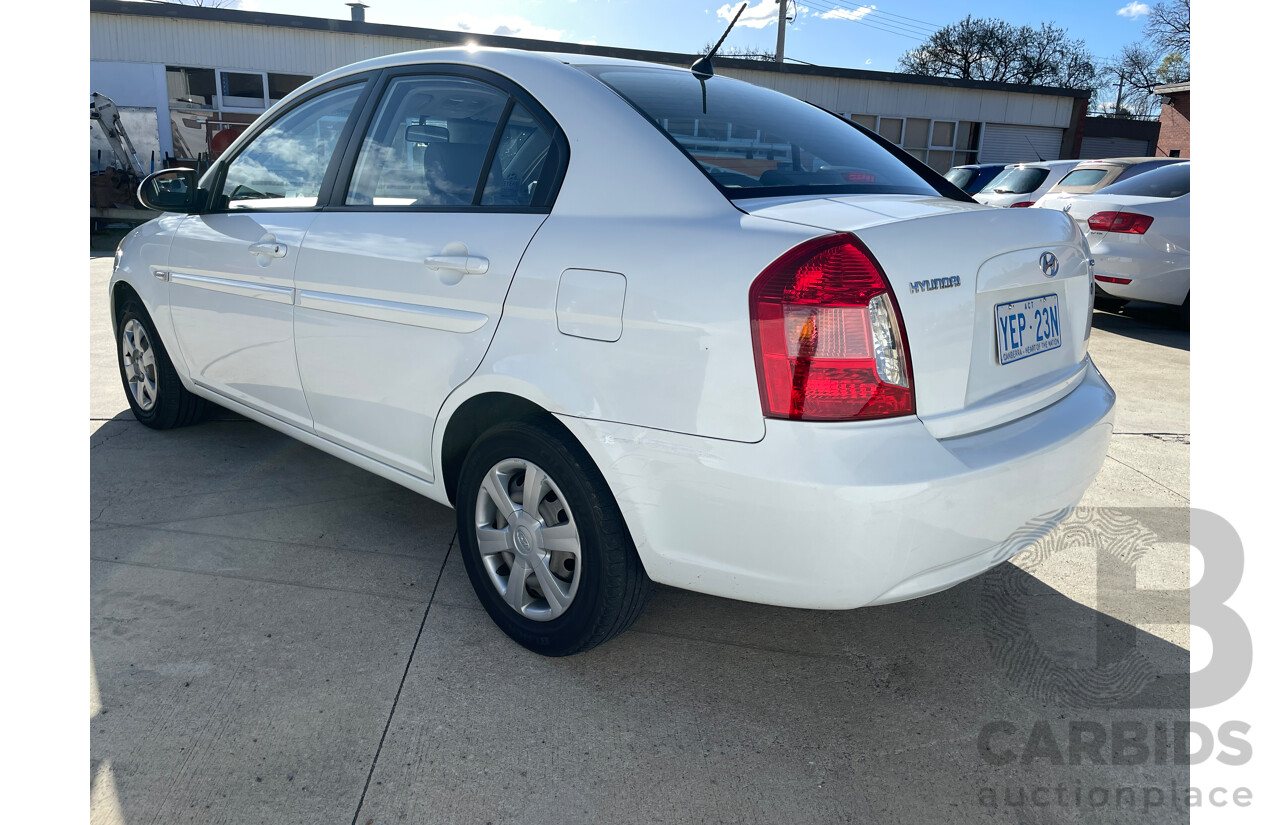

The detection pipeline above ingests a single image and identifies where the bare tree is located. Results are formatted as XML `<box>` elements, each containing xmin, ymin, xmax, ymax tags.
<box><xmin>700</xmin><ymin>43</ymin><xmax>776</xmax><ymax>62</ymax></box>
<box><xmin>1145</xmin><ymin>0</ymin><xmax>1190</xmax><ymax>58</ymax></box>
<box><xmin>899</xmin><ymin>15</ymin><xmax>1097</xmax><ymax>94</ymax></box>
<box><xmin>163</xmin><ymin>1</ymin><xmax>240</xmax><ymax>8</ymax></box>
<box><xmin>1099</xmin><ymin>42</ymin><xmax>1166</xmax><ymax>117</ymax></box>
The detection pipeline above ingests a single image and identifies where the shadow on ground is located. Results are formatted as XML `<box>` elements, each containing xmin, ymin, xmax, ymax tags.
<box><xmin>1092</xmin><ymin>304</ymin><xmax>1189</xmax><ymax>351</ymax></box>
<box><xmin>91</xmin><ymin>416</ymin><xmax>1191</xmax><ymax>824</ymax></box>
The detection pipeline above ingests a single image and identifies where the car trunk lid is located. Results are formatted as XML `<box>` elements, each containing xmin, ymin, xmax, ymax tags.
<box><xmin>741</xmin><ymin>194</ymin><xmax>1093</xmax><ymax>438</ymax></box>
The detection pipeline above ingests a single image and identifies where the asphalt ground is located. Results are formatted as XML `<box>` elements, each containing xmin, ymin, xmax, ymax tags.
<box><xmin>90</xmin><ymin>252</ymin><xmax>1191</xmax><ymax>824</ymax></box>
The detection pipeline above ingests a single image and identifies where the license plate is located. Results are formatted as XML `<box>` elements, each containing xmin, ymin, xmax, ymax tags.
<box><xmin>995</xmin><ymin>294</ymin><xmax>1062</xmax><ymax>365</ymax></box>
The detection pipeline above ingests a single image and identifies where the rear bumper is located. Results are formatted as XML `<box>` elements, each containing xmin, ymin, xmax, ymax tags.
<box><xmin>1091</xmin><ymin>242</ymin><xmax>1190</xmax><ymax>306</ymax></box>
<box><xmin>558</xmin><ymin>358</ymin><xmax>1114</xmax><ymax>609</ymax></box>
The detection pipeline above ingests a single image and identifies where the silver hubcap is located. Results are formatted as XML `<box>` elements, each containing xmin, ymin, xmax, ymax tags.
<box><xmin>474</xmin><ymin>458</ymin><xmax>582</xmax><ymax>621</ymax></box>
<box><xmin>121</xmin><ymin>319</ymin><xmax>158</xmax><ymax>412</ymax></box>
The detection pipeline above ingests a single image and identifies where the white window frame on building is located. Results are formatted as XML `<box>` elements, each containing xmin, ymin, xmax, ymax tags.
<box><xmin>167</xmin><ymin>65</ymin><xmax>311</xmax><ymax>113</ymax></box>
<box><xmin>845</xmin><ymin>114</ymin><xmax>984</xmax><ymax>174</ymax></box>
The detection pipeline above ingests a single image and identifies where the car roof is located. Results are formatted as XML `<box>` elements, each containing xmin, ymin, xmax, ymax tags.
<box><xmin>299</xmin><ymin>46</ymin><xmax>680</xmax><ymax>93</ymax></box>
<box><xmin>1004</xmin><ymin>159</ymin><xmax>1079</xmax><ymax>170</ymax></box>
<box><xmin>1070</xmin><ymin>157</ymin><xmax>1181</xmax><ymax>168</ymax></box>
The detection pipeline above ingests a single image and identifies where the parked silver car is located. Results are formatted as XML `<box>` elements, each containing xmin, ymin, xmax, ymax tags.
<box><xmin>972</xmin><ymin>160</ymin><xmax>1079</xmax><ymax>208</ymax></box>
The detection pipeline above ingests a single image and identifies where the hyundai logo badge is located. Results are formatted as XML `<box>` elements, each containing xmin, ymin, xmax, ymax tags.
<box><xmin>1039</xmin><ymin>251</ymin><xmax>1059</xmax><ymax>278</ymax></box>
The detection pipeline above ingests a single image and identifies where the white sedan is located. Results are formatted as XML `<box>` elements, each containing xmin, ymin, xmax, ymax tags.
<box><xmin>1042</xmin><ymin>163</ymin><xmax>1190</xmax><ymax>317</ymax></box>
<box><xmin>112</xmin><ymin>48</ymin><xmax>1114</xmax><ymax>655</ymax></box>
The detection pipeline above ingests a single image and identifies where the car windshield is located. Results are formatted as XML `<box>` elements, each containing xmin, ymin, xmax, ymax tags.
<box><xmin>1097</xmin><ymin>163</ymin><xmax>1189</xmax><ymax>198</ymax></box>
<box><xmin>979</xmin><ymin>166</ymin><xmax>1049</xmax><ymax>195</ymax></box>
<box><xmin>945</xmin><ymin>168</ymin><xmax>977</xmax><ymax>189</ymax></box>
<box><xmin>578</xmin><ymin>65</ymin><xmax>939</xmax><ymax>199</ymax></box>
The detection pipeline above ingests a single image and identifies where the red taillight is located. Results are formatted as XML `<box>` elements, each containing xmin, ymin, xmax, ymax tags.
<box><xmin>842</xmin><ymin>171</ymin><xmax>875</xmax><ymax>183</ymax></box>
<box><xmin>1009</xmin><ymin>201</ymin><xmax>1036</xmax><ymax>208</ymax></box>
<box><xmin>749</xmin><ymin>234</ymin><xmax>913</xmax><ymax>421</ymax></box>
<box><xmin>1087</xmin><ymin>211</ymin><xmax>1154</xmax><ymax>234</ymax></box>
<box><xmin>1095</xmin><ymin>275</ymin><xmax>1133</xmax><ymax>285</ymax></box>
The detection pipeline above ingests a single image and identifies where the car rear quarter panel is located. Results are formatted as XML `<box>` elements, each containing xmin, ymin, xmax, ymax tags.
<box><xmin>453</xmin><ymin>211</ymin><xmax>825</xmax><ymax>445</ymax></box>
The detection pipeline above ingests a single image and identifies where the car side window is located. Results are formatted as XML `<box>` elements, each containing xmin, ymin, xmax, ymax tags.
<box><xmin>219</xmin><ymin>82</ymin><xmax>365</xmax><ymax>210</ymax></box>
<box><xmin>478</xmin><ymin>104</ymin><xmax>555</xmax><ymax>207</ymax></box>
<box><xmin>346</xmin><ymin>76</ymin><xmax>509</xmax><ymax>207</ymax></box>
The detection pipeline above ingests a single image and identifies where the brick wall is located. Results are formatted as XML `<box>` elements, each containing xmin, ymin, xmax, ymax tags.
<box><xmin>1156</xmin><ymin>90</ymin><xmax>1190</xmax><ymax>158</ymax></box>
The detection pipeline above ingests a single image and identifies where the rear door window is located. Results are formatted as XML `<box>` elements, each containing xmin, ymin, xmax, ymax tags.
<box><xmin>343</xmin><ymin>74</ymin><xmax>561</xmax><ymax>209</ymax></box>
<box><xmin>578</xmin><ymin>65</ymin><xmax>939</xmax><ymax>199</ymax></box>
<box><xmin>346</xmin><ymin>76</ymin><xmax>506</xmax><ymax>207</ymax></box>
<box><xmin>1097</xmin><ymin>163</ymin><xmax>1189</xmax><ymax>198</ymax></box>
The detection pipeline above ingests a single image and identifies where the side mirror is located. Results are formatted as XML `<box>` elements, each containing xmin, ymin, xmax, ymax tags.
<box><xmin>137</xmin><ymin>168</ymin><xmax>203</xmax><ymax>213</ymax></box>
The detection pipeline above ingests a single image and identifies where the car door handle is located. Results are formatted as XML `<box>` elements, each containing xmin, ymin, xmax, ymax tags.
<box><xmin>248</xmin><ymin>241</ymin><xmax>287</xmax><ymax>259</ymax></box>
<box><xmin>425</xmin><ymin>255</ymin><xmax>488</xmax><ymax>275</ymax></box>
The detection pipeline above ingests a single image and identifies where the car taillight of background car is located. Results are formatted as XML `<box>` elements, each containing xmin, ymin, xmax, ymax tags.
<box><xmin>1087</xmin><ymin>211</ymin><xmax>1153</xmax><ymax>234</ymax></box>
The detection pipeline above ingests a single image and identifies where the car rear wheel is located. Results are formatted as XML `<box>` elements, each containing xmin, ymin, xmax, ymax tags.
<box><xmin>456</xmin><ymin>420</ymin><xmax>651</xmax><ymax>656</ymax></box>
<box><xmin>117</xmin><ymin>298</ymin><xmax>207</xmax><ymax>429</ymax></box>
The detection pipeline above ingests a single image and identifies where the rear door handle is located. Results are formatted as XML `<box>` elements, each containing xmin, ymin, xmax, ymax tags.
<box><xmin>249</xmin><ymin>241</ymin><xmax>287</xmax><ymax>259</ymax></box>
<box><xmin>425</xmin><ymin>255</ymin><xmax>488</xmax><ymax>275</ymax></box>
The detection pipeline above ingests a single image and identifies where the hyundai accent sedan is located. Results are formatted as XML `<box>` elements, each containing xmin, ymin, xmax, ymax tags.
<box><xmin>112</xmin><ymin>48</ymin><xmax>1115</xmax><ymax>656</ymax></box>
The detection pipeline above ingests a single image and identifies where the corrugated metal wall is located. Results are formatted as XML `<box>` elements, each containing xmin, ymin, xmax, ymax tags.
<box><xmin>1079</xmin><ymin>136</ymin><xmax>1151</xmax><ymax>159</ymax></box>
<box><xmin>722</xmin><ymin>68</ymin><xmax>1075</xmax><ymax>128</ymax></box>
<box><xmin>979</xmin><ymin>123</ymin><xmax>1066</xmax><ymax>163</ymax></box>
<box><xmin>90</xmin><ymin>13</ymin><xmax>453</xmax><ymax>76</ymax></box>
<box><xmin>90</xmin><ymin>11</ymin><xmax>1079</xmax><ymax>132</ymax></box>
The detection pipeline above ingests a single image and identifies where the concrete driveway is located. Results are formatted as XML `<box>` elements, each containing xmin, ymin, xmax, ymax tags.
<box><xmin>90</xmin><ymin>253</ymin><xmax>1190</xmax><ymax>824</ymax></box>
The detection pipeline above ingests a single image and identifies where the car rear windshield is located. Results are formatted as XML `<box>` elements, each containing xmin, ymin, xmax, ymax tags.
<box><xmin>578</xmin><ymin>65</ymin><xmax>939</xmax><ymax>199</ymax></box>
<box><xmin>1097</xmin><ymin>162</ymin><xmax>1189</xmax><ymax>198</ymax></box>
<box><xmin>944</xmin><ymin>168</ymin><xmax>978</xmax><ymax>190</ymax></box>
<box><xmin>1055</xmin><ymin>168</ymin><xmax>1110</xmax><ymax>188</ymax></box>
<box><xmin>979</xmin><ymin>166</ymin><xmax>1049</xmax><ymax>195</ymax></box>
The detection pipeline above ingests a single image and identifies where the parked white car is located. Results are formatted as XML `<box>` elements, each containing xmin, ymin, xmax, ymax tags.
<box><xmin>1047</xmin><ymin>162</ymin><xmax>1190</xmax><ymax>316</ymax></box>
<box><xmin>1034</xmin><ymin>157</ymin><xmax>1187</xmax><ymax>213</ymax></box>
<box><xmin>972</xmin><ymin>159</ymin><xmax>1080</xmax><ymax>208</ymax></box>
<box><xmin>113</xmin><ymin>48</ymin><xmax>1114</xmax><ymax>655</ymax></box>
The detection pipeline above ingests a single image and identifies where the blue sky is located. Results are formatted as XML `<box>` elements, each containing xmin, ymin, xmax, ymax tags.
<box><xmin>200</xmin><ymin>0</ymin><xmax>1164</xmax><ymax>74</ymax></box>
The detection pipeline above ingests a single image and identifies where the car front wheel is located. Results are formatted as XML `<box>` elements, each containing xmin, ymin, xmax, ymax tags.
<box><xmin>117</xmin><ymin>298</ymin><xmax>207</xmax><ymax>429</ymax></box>
<box><xmin>456</xmin><ymin>420</ymin><xmax>651</xmax><ymax>656</ymax></box>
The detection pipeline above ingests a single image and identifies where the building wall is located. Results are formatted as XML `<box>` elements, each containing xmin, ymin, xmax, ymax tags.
<box><xmin>90</xmin><ymin>12</ymin><xmax>455</xmax><ymax>77</ymax></box>
<box><xmin>91</xmin><ymin>60</ymin><xmax>172</xmax><ymax>158</ymax></box>
<box><xmin>89</xmin><ymin>7</ymin><xmax>1082</xmax><ymax>172</ymax></box>
<box><xmin>1157</xmin><ymin>91</ymin><xmax>1190</xmax><ymax>158</ymax></box>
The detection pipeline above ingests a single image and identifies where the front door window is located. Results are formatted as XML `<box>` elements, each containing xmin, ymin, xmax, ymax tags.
<box><xmin>219</xmin><ymin>82</ymin><xmax>365</xmax><ymax>210</ymax></box>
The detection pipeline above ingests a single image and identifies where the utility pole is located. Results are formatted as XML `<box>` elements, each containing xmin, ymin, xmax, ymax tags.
<box><xmin>775</xmin><ymin>0</ymin><xmax>787</xmax><ymax>64</ymax></box>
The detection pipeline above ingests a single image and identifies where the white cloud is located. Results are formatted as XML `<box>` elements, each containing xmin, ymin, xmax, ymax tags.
<box><xmin>865</xmin><ymin>58</ymin><xmax>873</xmax><ymax>64</ymax></box>
<box><xmin>1116</xmin><ymin>2</ymin><xmax>1150</xmax><ymax>18</ymax></box>
<box><xmin>820</xmin><ymin>5</ymin><xmax>876</xmax><ymax>23</ymax></box>
<box><xmin>448</xmin><ymin>14</ymin><xmax>568</xmax><ymax>41</ymax></box>
<box><xmin>716</xmin><ymin>0</ymin><xmax>780</xmax><ymax>30</ymax></box>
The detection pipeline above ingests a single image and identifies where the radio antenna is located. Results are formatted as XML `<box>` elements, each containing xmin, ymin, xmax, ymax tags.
<box><xmin>691</xmin><ymin>2</ymin><xmax>748</xmax><ymax>79</ymax></box>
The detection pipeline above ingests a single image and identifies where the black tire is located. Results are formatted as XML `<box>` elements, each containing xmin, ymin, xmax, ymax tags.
<box><xmin>455</xmin><ymin>420</ymin><xmax>652</xmax><ymax>656</ymax></box>
<box><xmin>116</xmin><ymin>298</ymin><xmax>207</xmax><ymax>429</ymax></box>
<box><xmin>1095</xmin><ymin>297</ymin><xmax>1128</xmax><ymax>313</ymax></box>
<box><xmin>1178</xmin><ymin>293</ymin><xmax>1190</xmax><ymax>329</ymax></box>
